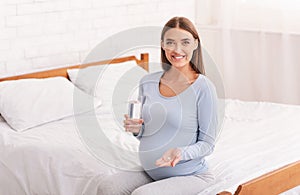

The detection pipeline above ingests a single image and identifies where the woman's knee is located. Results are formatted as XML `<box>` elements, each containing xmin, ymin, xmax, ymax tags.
<box><xmin>97</xmin><ymin>171</ymin><xmax>153</xmax><ymax>195</ymax></box>
<box><xmin>131</xmin><ymin>185</ymin><xmax>154</xmax><ymax>195</ymax></box>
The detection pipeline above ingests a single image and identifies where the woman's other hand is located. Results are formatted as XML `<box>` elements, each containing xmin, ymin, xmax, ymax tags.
<box><xmin>123</xmin><ymin>114</ymin><xmax>143</xmax><ymax>134</ymax></box>
<box><xmin>155</xmin><ymin>148</ymin><xmax>182</xmax><ymax>167</ymax></box>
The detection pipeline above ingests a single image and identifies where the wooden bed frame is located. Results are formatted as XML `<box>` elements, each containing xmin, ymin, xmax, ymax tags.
<box><xmin>0</xmin><ymin>52</ymin><xmax>299</xmax><ymax>195</ymax></box>
<box><xmin>0</xmin><ymin>53</ymin><xmax>149</xmax><ymax>82</ymax></box>
<box><xmin>217</xmin><ymin>160</ymin><xmax>300</xmax><ymax>195</ymax></box>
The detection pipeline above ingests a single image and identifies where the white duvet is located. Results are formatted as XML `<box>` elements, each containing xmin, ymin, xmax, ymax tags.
<box><xmin>1</xmin><ymin>99</ymin><xmax>300</xmax><ymax>195</ymax></box>
<box><xmin>202</xmin><ymin>100</ymin><xmax>300</xmax><ymax>195</ymax></box>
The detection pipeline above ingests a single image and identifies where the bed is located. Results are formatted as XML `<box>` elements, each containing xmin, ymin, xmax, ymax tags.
<box><xmin>0</xmin><ymin>53</ymin><xmax>300</xmax><ymax>195</ymax></box>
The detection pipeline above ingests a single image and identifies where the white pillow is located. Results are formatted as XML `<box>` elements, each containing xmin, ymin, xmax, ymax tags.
<box><xmin>67</xmin><ymin>61</ymin><xmax>147</xmax><ymax>102</ymax></box>
<box><xmin>0</xmin><ymin>77</ymin><xmax>102</xmax><ymax>132</ymax></box>
<box><xmin>67</xmin><ymin>61</ymin><xmax>148</xmax><ymax>125</ymax></box>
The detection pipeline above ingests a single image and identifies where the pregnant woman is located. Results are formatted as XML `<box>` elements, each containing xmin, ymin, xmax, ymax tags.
<box><xmin>98</xmin><ymin>16</ymin><xmax>219</xmax><ymax>195</ymax></box>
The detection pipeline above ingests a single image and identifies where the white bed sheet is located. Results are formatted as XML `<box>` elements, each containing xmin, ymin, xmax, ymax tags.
<box><xmin>1</xmin><ymin>99</ymin><xmax>300</xmax><ymax>195</ymax></box>
<box><xmin>199</xmin><ymin>99</ymin><xmax>300</xmax><ymax>195</ymax></box>
<box><xmin>0</xmin><ymin>102</ymin><xmax>141</xmax><ymax>195</ymax></box>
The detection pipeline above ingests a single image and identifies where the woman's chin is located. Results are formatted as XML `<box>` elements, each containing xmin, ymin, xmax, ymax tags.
<box><xmin>170</xmin><ymin>62</ymin><xmax>188</xmax><ymax>69</ymax></box>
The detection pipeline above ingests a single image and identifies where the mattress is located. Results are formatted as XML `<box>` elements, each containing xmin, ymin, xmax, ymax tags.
<box><xmin>1</xmin><ymin>99</ymin><xmax>300</xmax><ymax>195</ymax></box>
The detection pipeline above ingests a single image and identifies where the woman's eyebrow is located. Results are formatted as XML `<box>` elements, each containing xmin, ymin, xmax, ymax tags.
<box><xmin>165</xmin><ymin>38</ymin><xmax>175</xmax><ymax>41</ymax></box>
<box><xmin>165</xmin><ymin>38</ymin><xmax>191</xmax><ymax>41</ymax></box>
<box><xmin>181</xmin><ymin>38</ymin><xmax>191</xmax><ymax>41</ymax></box>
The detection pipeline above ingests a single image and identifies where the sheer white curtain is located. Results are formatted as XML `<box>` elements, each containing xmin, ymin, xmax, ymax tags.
<box><xmin>197</xmin><ymin>0</ymin><xmax>300</xmax><ymax>105</ymax></box>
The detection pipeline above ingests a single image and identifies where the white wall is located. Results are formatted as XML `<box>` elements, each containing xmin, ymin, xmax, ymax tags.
<box><xmin>0</xmin><ymin>0</ymin><xmax>195</xmax><ymax>77</ymax></box>
<box><xmin>3</xmin><ymin>0</ymin><xmax>298</xmax><ymax>105</ymax></box>
<box><xmin>195</xmin><ymin>0</ymin><xmax>300</xmax><ymax>105</ymax></box>
<box><xmin>198</xmin><ymin>26</ymin><xmax>300</xmax><ymax>105</ymax></box>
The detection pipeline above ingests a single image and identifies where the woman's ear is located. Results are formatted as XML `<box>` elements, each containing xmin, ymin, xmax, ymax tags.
<box><xmin>161</xmin><ymin>40</ymin><xmax>165</xmax><ymax>50</ymax></box>
<box><xmin>193</xmin><ymin>39</ymin><xmax>199</xmax><ymax>50</ymax></box>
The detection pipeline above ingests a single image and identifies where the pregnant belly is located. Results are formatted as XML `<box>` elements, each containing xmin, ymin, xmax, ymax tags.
<box><xmin>138</xmin><ymin>138</ymin><xmax>203</xmax><ymax>181</ymax></box>
<box><xmin>138</xmin><ymin>138</ymin><xmax>165</xmax><ymax>171</ymax></box>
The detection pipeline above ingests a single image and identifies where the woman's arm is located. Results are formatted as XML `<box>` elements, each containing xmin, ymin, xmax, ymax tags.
<box><xmin>179</xmin><ymin>79</ymin><xmax>219</xmax><ymax>160</ymax></box>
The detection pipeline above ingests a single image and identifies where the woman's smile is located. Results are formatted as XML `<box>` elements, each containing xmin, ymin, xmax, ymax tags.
<box><xmin>171</xmin><ymin>54</ymin><xmax>186</xmax><ymax>61</ymax></box>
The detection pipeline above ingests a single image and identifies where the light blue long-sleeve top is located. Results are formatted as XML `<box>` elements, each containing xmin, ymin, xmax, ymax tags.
<box><xmin>136</xmin><ymin>71</ymin><xmax>219</xmax><ymax>181</ymax></box>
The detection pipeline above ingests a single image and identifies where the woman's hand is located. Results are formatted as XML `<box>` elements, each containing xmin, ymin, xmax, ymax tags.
<box><xmin>155</xmin><ymin>148</ymin><xmax>182</xmax><ymax>167</ymax></box>
<box><xmin>123</xmin><ymin>114</ymin><xmax>143</xmax><ymax>134</ymax></box>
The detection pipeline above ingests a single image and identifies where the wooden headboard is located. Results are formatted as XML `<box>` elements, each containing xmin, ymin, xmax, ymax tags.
<box><xmin>0</xmin><ymin>53</ymin><xmax>149</xmax><ymax>82</ymax></box>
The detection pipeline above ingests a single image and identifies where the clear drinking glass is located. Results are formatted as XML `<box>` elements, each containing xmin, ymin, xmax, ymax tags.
<box><xmin>128</xmin><ymin>96</ymin><xmax>145</xmax><ymax>119</ymax></box>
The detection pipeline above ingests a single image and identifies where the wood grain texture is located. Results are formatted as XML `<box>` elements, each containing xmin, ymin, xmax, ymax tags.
<box><xmin>0</xmin><ymin>53</ymin><xmax>149</xmax><ymax>82</ymax></box>
<box><xmin>217</xmin><ymin>191</ymin><xmax>232</xmax><ymax>195</ymax></box>
<box><xmin>218</xmin><ymin>160</ymin><xmax>300</xmax><ymax>195</ymax></box>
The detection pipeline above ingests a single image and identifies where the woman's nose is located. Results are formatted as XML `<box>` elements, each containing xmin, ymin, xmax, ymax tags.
<box><xmin>173</xmin><ymin>43</ymin><xmax>182</xmax><ymax>53</ymax></box>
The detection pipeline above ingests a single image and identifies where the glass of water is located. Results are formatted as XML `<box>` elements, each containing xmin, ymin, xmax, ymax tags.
<box><xmin>128</xmin><ymin>96</ymin><xmax>145</xmax><ymax>119</ymax></box>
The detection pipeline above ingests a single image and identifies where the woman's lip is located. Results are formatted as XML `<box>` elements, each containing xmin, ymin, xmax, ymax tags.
<box><xmin>171</xmin><ymin>55</ymin><xmax>186</xmax><ymax>60</ymax></box>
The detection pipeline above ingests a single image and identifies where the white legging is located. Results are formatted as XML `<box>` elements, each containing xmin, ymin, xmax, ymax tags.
<box><xmin>97</xmin><ymin>170</ymin><xmax>215</xmax><ymax>195</ymax></box>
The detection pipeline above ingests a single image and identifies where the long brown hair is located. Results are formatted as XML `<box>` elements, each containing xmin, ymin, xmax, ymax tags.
<box><xmin>161</xmin><ymin>17</ymin><xmax>205</xmax><ymax>75</ymax></box>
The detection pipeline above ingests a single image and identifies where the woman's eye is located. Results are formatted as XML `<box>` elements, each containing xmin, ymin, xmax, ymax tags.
<box><xmin>166</xmin><ymin>41</ymin><xmax>174</xmax><ymax>45</ymax></box>
<box><xmin>182</xmin><ymin>41</ymin><xmax>190</xmax><ymax>45</ymax></box>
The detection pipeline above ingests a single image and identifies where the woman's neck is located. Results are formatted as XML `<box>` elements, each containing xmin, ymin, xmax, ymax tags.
<box><xmin>164</xmin><ymin>64</ymin><xmax>198</xmax><ymax>83</ymax></box>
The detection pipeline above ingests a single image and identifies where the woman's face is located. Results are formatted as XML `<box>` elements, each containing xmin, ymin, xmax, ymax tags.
<box><xmin>162</xmin><ymin>28</ymin><xmax>198</xmax><ymax>69</ymax></box>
